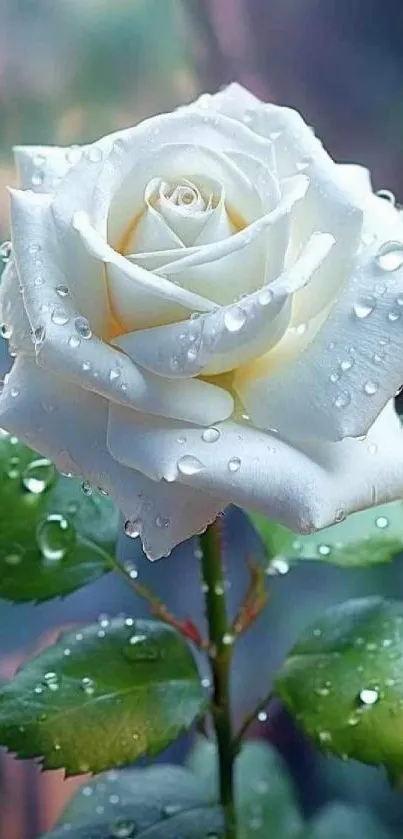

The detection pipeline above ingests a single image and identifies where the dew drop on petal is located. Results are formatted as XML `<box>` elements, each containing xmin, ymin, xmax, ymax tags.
<box><xmin>375</xmin><ymin>516</ymin><xmax>389</xmax><ymax>529</ymax></box>
<box><xmin>81</xmin><ymin>480</ymin><xmax>92</xmax><ymax>496</ymax></box>
<box><xmin>340</xmin><ymin>358</ymin><xmax>353</xmax><ymax>373</ymax></box>
<box><xmin>124</xmin><ymin>519</ymin><xmax>141</xmax><ymax>539</ymax></box>
<box><xmin>333</xmin><ymin>392</ymin><xmax>351</xmax><ymax>409</ymax></box>
<box><xmin>258</xmin><ymin>288</ymin><xmax>273</xmax><ymax>306</ymax></box>
<box><xmin>68</xmin><ymin>335</ymin><xmax>81</xmax><ymax>348</ymax></box>
<box><xmin>0</xmin><ymin>241</ymin><xmax>12</xmax><ymax>262</ymax></box>
<box><xmin>318</xmin><ymin>544</ymin><xmax>331</xmax><ymax>556</ymax></box>
<box><xmin>177</xmin><ymin>455</ymin><xmax>204</xmax><ymax>476</ymax></box>
<box><xmin>202</xmin><ymin>427</ymin><xmax>220</xmax><ymax>443</ymax></box>
<box><xmin>375</xmin><ymin>241</ymin><xmax>403</xmax><ymax>272</ymax></box>
<box><xmin>353</xmin><ymin>297</ymin><xmax>376</xmax><ymax>319</ymax></box>
<box><xmin>51</xmin><ymin>308</ymin><xmax>70</xmax><ymax>326</ymax></box>
<box><xmin>376</xmin><ymin>189</ymin><xmax>396</xmax><ymax>205</ymax></box>
<box><xmin>75</xmin><ymin>317</ymin><xmax>92</xmax><ymax>339</ymax></box>
<box><xmin>224</xmin><ymin>306</ymin><xmax>247</xmax><ymax>332</ymax></box>
<box><xmin>257</xmin><ymin>710</ymin><xmax>268</xmax><ymax>722</ymax></box>
<box><xmin>109</xmin><ymin>819</ymin><xmax>137</xmax><ymax>839</ymax></box>
<box><xmin>363</xmin><ymin>380</ymin><xmax>379</xmax><ymax>396</ymax></box>
<box><xmin>55</xmin><ymin>285</ymin><xmax>69</xmax><ymax>298</ymax></box>
<box><xmin>228</xmin><ymin>456</ymin><xmax>241</xmax><ymax>473</ymax></box>
<box><xmin>155</xmin><ymin>515</ymin><xmax>170</xmax><ymax>529</ymax></box>
<box><xmin>388</xmin><ymin>309</ymin><xmax>401</xmax><ymax>322</ymax></box>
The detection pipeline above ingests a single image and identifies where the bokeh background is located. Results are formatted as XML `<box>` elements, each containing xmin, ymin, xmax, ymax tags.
<box><xmin>0</xmin><ymin>1</ymin><xmax>403</xmax><ymax>837</ymax></box>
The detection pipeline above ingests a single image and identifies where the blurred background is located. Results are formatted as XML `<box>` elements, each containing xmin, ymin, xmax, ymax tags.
<box><xmin>0</xmin><ymin>0</ymin><xmax>403</xmax><ymax>837</ymax></box>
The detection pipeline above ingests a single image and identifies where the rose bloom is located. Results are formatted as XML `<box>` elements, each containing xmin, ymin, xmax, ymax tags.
<box><xmin>1</xmin><ymin>84</ymin><xmax>403</xmax><ymax>559</ymax></box>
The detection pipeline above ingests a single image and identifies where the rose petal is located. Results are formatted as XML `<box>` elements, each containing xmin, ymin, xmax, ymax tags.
<box><xmin>74</xmin><ymin>210</ymin><xmax>216</xmax><ymax>330</ymax></box>
<box><xmin>236</xmin><ymin>196</ymin><xmax>403</xmax><ymax>442</ymax></box>
<box><xmin>108</xmin><ymin>396</ymin><xmax>403</xmax><ymax>534</ymax></box>
<box><xmin>10</xmin><ymin>189</ymin><xmax>233</xmax><ymax>425</ymax></box>
<box><xmin>115</xmin><ymin>231</ymin><xmax>334</xmax><ymax>377</ymax></box>
<box><xmin>13</xmin><ymin>145</ymin><xmax>86</xmax><ymax>193</ymax></box>
<box><xmin>0</xmin><ymin>358</ymin><xmax>224</xmax><ymax>560</ymax></box>
<box><xmin>0</xmin><ymin>259</ymin><xmax>33</xmax><ymax>355</ymax></box>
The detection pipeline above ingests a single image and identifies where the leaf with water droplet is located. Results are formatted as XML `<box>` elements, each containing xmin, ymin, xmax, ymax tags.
<box><xmin>0</xmin><ymin>435</ymin><xmax>119</xmax><ymax>602</ymax></box>
<box><xmin>248</xmin><ymin>500</ymin><xmax>403</xmax><ymax>568</ymax></box>
<box><xmin>275</xmin><ymin>597</ymin><xmax>403</xmax><ymax>777</ymax></box>
<box><xmin>186</xmin><ymin>737</ymin><xmax>303</xmax><ymax>839</ymax></box>
<box><xmin>58</xmin><ymin>764</ymin><xmax>217</xmax><ymax>837</ymax></box>
<box><xmin>0</xmin><ymin>619</ymin><xmax>206</xmax><ymax>775</ymax></box>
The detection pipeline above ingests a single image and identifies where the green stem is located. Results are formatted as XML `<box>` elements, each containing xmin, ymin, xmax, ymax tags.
<box><xmin>199</xmin><ymin>521</ymin><xmax>237</xmax><ymax>839</ymax></box>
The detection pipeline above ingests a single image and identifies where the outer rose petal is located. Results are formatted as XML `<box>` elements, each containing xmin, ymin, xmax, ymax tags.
<box><xmin>0</xmin><ymin>259</ymin><xmax>33</xmax><ymax>356</ymax></box>
<box><xmin>0</xmin><ymin>358</ymin><xmax>225</xmax><ymax>560</ymax></box>
<box><xmin>13</xmin><ymin>145</ymin><xmax>86</xmax><ymax>193</ymax></box>
<box><xmin>236</xmin><ymin>195</ymin><xmax>403</xmax><ymax>441</ymax></box>
<box><xmin>107</xmin><ymin>398</ymin><xmax>403</xmax><ymax>534</ymax></box>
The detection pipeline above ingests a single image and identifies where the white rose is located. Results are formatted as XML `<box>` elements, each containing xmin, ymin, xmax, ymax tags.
<box><xmin>1</xmin><ymin>83</ymin><xmax>403</xmax><ymax>559</ymax></box>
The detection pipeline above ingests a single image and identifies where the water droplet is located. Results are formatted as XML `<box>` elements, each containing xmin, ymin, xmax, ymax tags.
<box><xmin>368</xmin><ymin>443</ymin><xmax>378</xmax><ymax>456</ymax></box>
<box><xmin>109</xmin><ymin>819</ymin><xmax>136</xmax><ymax>839</ymax></box>
<box><xmin>43</xmin><ymin>671</ymin><xmax>59</xmax><ymax>691</ymax></box>
<box><xmin>376</xmin><ymin>189</ymin><xmax>396</xmax><ymax>205</ymax></box>
<box><xmin>81</xmin><ymin>677</ymin><xmax>95</xmax><ymax>696</ymax></box>
<box><xmin>257</xmin><ymin>710</ymin><xmax>268</xmax><ymax>722</ymax></box>
<box><xmin>32</xmin><ymin>171</ymin><xmax>45</xmax><ymax>187</ymax></box>
<box><xmin>353</xmin><ymin>297</ymin><xmax>376</xmax><ymax>319</ymax></box>
<box><xmin>0</xmin><ymin>241</ymin><xmax>11</xmax><ymax>262</ymax></box>
<box><xmin>222</xmin><ymin>632</ymin><xmax>234</xmax><ymax>646</ymax></box>
<box><xmin>32</xmin><ymin>325</ymin><xmax>46</xmax><ymax>346</ymax></box>
<box><xmin>10</xmin><ymin>387</ymin><xmax>20</xmax><ymax>398</ymax></box>
<box><xmin>22</xmin><ymin>458</ymin><xmax>55</xmax><ymax>494</ymax></box>
<box><xmin>334</xmin><ymin>392</ymin><xmax>351</xmax><ymax>409</ymax></box>
<box><xmin>318</xmin><ymin>730</ymin><xmax>332</xmax><ymax>744</ymax></box>
<box><xmin>329</xmin><ymin>372</ymin><xmax>340</xmax><ymax>383</ymax></box>
<box><xmin>55</xmin><ymin>285</ymin><xmax>69</xmax><ymax>298</ymax></box>
<box><xmin>359</xmin><ymin>688</ymin><xmax>379</xmax><ymax>706</ymax></box>
<box><xmin>372</xmin><ymin>352</ymin><xmax>384</xmax><ymax>364</ymax></box>
<box><xmin>363</xmin><ymin>380</ymin><xmax>379</xmax><ymax>396</ymax></box>
<box><xmin>228</xmin><ymin>457</ymin><xmax>241</xmax><ymax>473</ymax></box>
<box><xmin>5</xmin><ymin>551</ymin><xmax>22</xmax><ymax>566</ymax></box>
<box><xmin>258</xmin><ymin>288</ymin><xmax>273</xmax><ymax>306</ymax></box>
<box><xmin>127</xmin><ymin>634</ymin><xmax>159</xmax><ymax>661</ymax></box>
<box><xmin>109</xmin><ymin>368</ymin><xmax>121</xmax><ymax>382</ymax></box>
<box><xmin>317</xmin><ymin>544</ymin><xmax>331</xmax><ymax>557</ymax></box>
<box><xmin>51</xmin><ymin>307</ymin><xmax>70</xmax><ymax>326</ymax></box>
<box><xmin>123</xmin><ymin>561</ymin><xmax>139</xmax><ymax>579</ymax></box>
<box><xmin>75</xmin><ymin>317</ymin><xmax>92</xmax><ymax>339</ymax></box>
<box><xmin>266</xmin><ymin>557</ymin><xmax>290</xmax><ymax>576</ymax></box>
<box><xmin>87</xmin><ymin>145</ymin><xmax>104</xmax><ymax>163</ymax></box>
<box><xmin>376</xmin><ymin>241</ymin><xmax>403</xmax><ymax>272</ymax></box>
<box><xmin>66</xmin><ymin>146</ymin><xmax>82</xmax><ymax>164</ymax></box>
<box><xmin>315</xmin><ymin>686</ymin><xmax>330</xmax><ymax>697</ymax></box>
<box><xmin>177</xmin><ymin>455</ymin><xmax>204</xmax><ymax>476</ymax></box>
<box><xmin>202</xmin><ymin>427</ymin><xmax>220</xmax><ymax>443</ymax></box>
<box><xmin>376</xmin><ymin>516</ymin><xmax>389</xmax><ymax>529</ymax></box>
<box><xmin>124</xmin><ymin>519</ymin><xmax>141</xmax><ymax>539</ymax></box>
<box><xmin>36</xmin><ymin>514</ymin><xmax>75</xmax><ymax>561</ymax></box>
<box><xmin>388</xmin><ymin>309</ymin><xmax>401</xmax><ymax>322</ymax></box>
<box><xmin>224</xmin><ymin>306</ymin><xmax>247</xmax><ymax>332</ymax></box>
<box><xmin>0</xmin><ymin>323</ymin><xmax>12</xmax><ymax>339</ymax></box>
<box><xmin>162</xmin><ymin>804</ymin><xmax>181</xmax><ymax>818</ymax></box>
<box><xmin>68</xmin><ymin>335</ymin><xmax>81</xmax><ymax>348</ymax></box>
<box><xmin>82</xmin><ymin>481</ymin><xmax>93</xmax><ymax>496</ymax></box>
<box><xmin>155</xmin><ymin>514</ymin><xmax>170</xmax><ymax>529</ymax></box>
<box><xmin>340</xmin><ymin>358</ymin><xmax>353</xmax><ymax>373</ymax></box>
<box><xmin>347</xmin><ymin>714</ymin><xmax>361</xmax><ymax>727</ymax></box>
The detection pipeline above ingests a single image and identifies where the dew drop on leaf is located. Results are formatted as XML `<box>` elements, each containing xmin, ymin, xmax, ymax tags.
<box><xmin>36</xmin><ymin>514</ymin><xmax>75</xmax><ymax>561</ymax></box>
<box><xmin>22</xmin><ymin>458</ymin><xmax>55</xmax><ymax>494</ymax></box>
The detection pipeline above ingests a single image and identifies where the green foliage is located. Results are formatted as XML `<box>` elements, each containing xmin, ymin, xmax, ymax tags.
<box><xmin>275</xmin><ymin>597</ymin><xmax>403</xmax><ymax>779</ymax></box>
<box><xmin>302</xmin><ymin>803</ymin><xmax>391</xmax><ymax>839</ymax></box>
<box><xmin>0</xmin><ymin>619</ymin><xmax>206</xmax><ymax>775</ymax></box>
<box><xmin>187</xmin><ymin>737</ymin><xmax>303</xmax><ymax>838</ymax></box>
<box><xmin>0</xmin><ymin>433</ymin><xmax>118</xmax><ymax>602</ymax></box>
<box><xmin>55</xmin><ymin>764</ymin><xmax>224</xmax><ymax>838</ymax></box>
<box><xmin>249</xmin><ymin>501</ymin><xmax>403</xmax><ymax>568</ymax></box>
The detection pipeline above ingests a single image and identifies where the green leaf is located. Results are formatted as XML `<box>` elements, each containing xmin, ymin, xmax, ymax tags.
<box><xmin>275</xmin><ymin>596</ymin><xmax>403</xmax><ymax>777</ymax></box>
<box><xmin>303</xmin><ymin>803</ymin><xmax>391</xmax><ymax>839</ymax></box>
<box><xmin>45</xmin><ymin>807</ymin><xmax>224</xmax><ymax>839</ymax></box>
<box><xmin>249</xmin><ymin>501</ymin><xmax>403</xmax><ymax>568</ymax></box>
<box><xmin>0</xmin><ymin>618</ymin><xmax>206</xmax><ymax>775</ymax></box>
<box><xmin>236</xmin><ymin>740</ymin><xmax>303</xmax><ymax>839</ymax></box>
<box><xmin>59</xmin><ymin>765</ymin><xmax>218</xmax><ymax>834</ymax></box>
<box><xmin>187</xmin><ymin>737</ymin><xmax>303</xmax><ymax>838</ymax></box>
<box><xmin>0</xmin><ymin>433</ymin><xmax>119</xmax><ymax>602</ymax></box>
